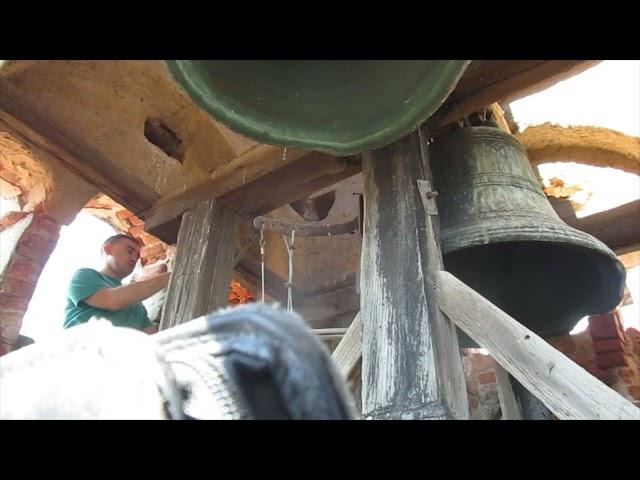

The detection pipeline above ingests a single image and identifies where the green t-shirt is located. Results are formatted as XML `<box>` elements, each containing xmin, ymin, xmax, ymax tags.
<box><xmin>63</xmin><ymin>268</ymin><xmax>152</xmax><ymax>331</ymax></box>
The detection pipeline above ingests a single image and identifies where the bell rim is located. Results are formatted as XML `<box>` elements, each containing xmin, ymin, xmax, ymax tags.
<box><xmin>442</xmin><ymin>214</ymin><xmax>621</xmax><ymax>261</ymax></box>
<box><xmin>441</xmin><ymin>215</ymin><xmax>626</xmax><ymax>308</ymax></box>
<box><xmin>165</xmin><ymin>60</ymin><xmax>470</xmax><ymax>156</ymax></box>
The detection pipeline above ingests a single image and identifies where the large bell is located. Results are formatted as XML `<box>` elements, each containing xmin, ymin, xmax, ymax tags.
<box><xmin>166</xmin><ymin>60</ymin><xmax>469</xmax><ymax>156</ymax></box>
<box><xmin>430</xmin><ymin>126</ymin><xmax>626</xmax><ymax>347</ymax></box>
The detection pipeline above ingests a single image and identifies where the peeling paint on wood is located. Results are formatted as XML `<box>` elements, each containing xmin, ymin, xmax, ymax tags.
<box><xmin>360</xmin><ymin>130</ymin><xmax>468</xmax><ymax>420</ymax></box>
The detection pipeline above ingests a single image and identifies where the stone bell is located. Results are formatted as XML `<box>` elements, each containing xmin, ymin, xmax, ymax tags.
<box><xmin>429</xmin><ymin>126</ymin><xmax>626</xmax><ymax>347</ymax></box>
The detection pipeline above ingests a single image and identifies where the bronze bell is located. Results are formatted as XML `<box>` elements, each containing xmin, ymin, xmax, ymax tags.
<box><xmin>429</xmin><ymin>126</ymin><xmax>626</xmax><ymax>347</ymax></box>
<box><xmin>165</xmin><ymin>60</ymin><xmax>469</xmax><ymax>156</ymax></box>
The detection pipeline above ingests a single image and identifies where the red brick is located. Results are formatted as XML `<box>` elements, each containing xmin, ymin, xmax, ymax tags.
<box><xmin>143</xmin><ymin>253</ymin><xmax>166</xmax><ymax>265</ymax></box>
<box><xmin>15</xmin><ymin>241</ymin><xmax>55</xmax><ymax>264</ymax></box>
<box><xmin>588</xmin><ymin>312</ymin><xmax>618</xmax><ymax>325</ymax></box>
<box><xmin>0</xmin><ymin>311</ymin><xmax>23</xmax><ymax>326</ymax></box>
<box><xmin>626</xmin><ymin>329</ymin><xmax>640</xmax><ymax>356</ymax></box>
<box><xmin>128</xmin><ymin>225</ymin><xmax>144</xmax><ymax>237</ymax></box>
<box><xmin>570</xmin><ymin>353</ymin><xmax>596</xmax><ymax>368</ymax></box>
<box><xmin>471</xmin><ymin>354</ymin><xmax>495</xmax><ymax>373</ymax></box>
<box><xmin>596</xmin><ymin>351</ymin><xmax>628</xmax><ymax>370</ymax></box>
<box><xmin>0</xmin><ymin>211</ymin><xmax>30</xmax><ymax>229</ymax></box>
<box><xmin>136</xmin><ymin>233</ymin><xmax>155</xmax><ymax>246</ymax></box>
<box><xmin>116</xmin><ymin>209</ymin><xmax>135</xmax><ymax>221</ymax></box>
<box><xmin>32</xmin><ymin>215</ymin><xmax>61</xmax><ymax>239</ymax></box>
<box><xmin>0</xmin><ymin>277</ymin><xmax>36</xmax><ymax>298</ymax></box>
<box><xmin>32</xmin><ymin>203</ymin><xmax>46</xmax><ymax>215</ymax></box>
<box><xmin>0</xmin><ymin>170</ymin><xmax>24</xmax><ymax>187</ymax></box>
<box><xmin>15</xmin><ymin>244</ymin><xmax>50</xmax><ymax>264</ymax></box>
<box><xmin>20</xmin><ymin>231</ymin><xmax>56</xmax><ymax>253</ymax></box>
<box><xmin>549</xmin><ymin>335</ymin><xmax>576</xmax><ymax>354</ymax></box>
<box><xmin>593</xmin><ymin>338</ymin><xmax>625</xmax><ymax>355</ymax></box>
<box><xmin>628</xmin><ymin>385</ymin><xmax>640</xmax><ymax>400</ymax></box>
<box><xmin>141</xmin><ymin>244</ymin><xmax>166</xmax><ymax>258</ymax></box>
<box><xmin>478</xmin><ymin>371</ymin><xmax>496</xmax><ymax>385</ymax></box>
<box><xmin>617</xmin><ymin>367</ymin><xmax>635</xmax><ymax>378</ymax></box>
<box><xmin>7</xmin><ymin>261</ymin><xmax>42</xmax><ymax>283</ymax></box>
<box><xmin>128</xmin><ymin>215</ymin><xmax>144</xmax><ymax>227</ymax></box>
<box><xmin>589</xmin><ymin>322</ymin><xmax>625</xmax><ymax>342</ymax></box>
<box><xmin>589</xmin><ymin>310</ymin><xmax>622</xmax><ymax>325</ymax></box>
<box><xmin>585</xmin><ymin>366</ymin><xmax>613</xmax><ymax>385</ymax></box>
<box><xmin>589</xmin><ymin>311</ymin><xmax>625</xmax><ymax>341</ymax></box>
<box><xmin>0</xmin><ymin>294</ymin><xmax>29</xmax><ymax>311</ymax></box>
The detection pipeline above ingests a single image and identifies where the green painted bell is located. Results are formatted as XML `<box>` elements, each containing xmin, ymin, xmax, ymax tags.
<box><xmin>166</xmin><ymin>60</ymin><xmax>469</xmax><ymax>155</ymax></box>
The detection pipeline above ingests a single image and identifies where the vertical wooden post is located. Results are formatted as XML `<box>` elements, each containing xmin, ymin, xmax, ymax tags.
<box><xmin>509</xmin><ymin>375</ymin><xmax>555</xmax><ymax>420</ymax></box>
<box><xmin>160</xmin><ymin>198</ymin><xmax>239</xmax><ymax>330</ymax></box>
<box><xmin>360</xmin><ymin>129</ymin><xmax>469</xmax><ymax>420</ymax></box>
<box><xmin>495</xmin><ymin>363</ymin><xmax>523</xmax><ymax>420</ymax></box>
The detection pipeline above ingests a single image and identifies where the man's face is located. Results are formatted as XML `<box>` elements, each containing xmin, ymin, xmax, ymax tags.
<box><xmin>104</xmin><ymin>238</ymin><xmax>141</xmax><ymax>278</ymax></box>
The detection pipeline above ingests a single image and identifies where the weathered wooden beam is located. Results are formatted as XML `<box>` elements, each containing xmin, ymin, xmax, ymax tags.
<box><xmin>435</xmin><ymin>270</ymin><xmax>640</xmax><ymax>420</ymax></box>
<box><xmin>313</xmin><ymin>328</ymin><xmax>348</xmax><ymax>340</ymax></box>
<box><xmin>564</xmin><ymin>199</ymin><xmax>640</xmax><ymax>256</ymax></box>
<box><xmin>228</xmin><ymin>158</ymin><xmax>361</xmax><ymax>221</ymax></box>
<box><xmin>618</xmin><ymin>251</ymin><xmax>640</xmax><ymax>271</ymax></box>
<box><xmin>427</xmin><ymin>60</ymin><xmax>599</xmax><ymax>131</ymax></box>
<box><xmin>143</xmin><ymin>151</ymin><xmax>360</xmax><ymax>243</ymax></box>
<box><xmin>551</xmin><ymin>197</ymin><xmax>640</xmax><ymax>268</ymax></box>
<box><xmin>141</xmin><ymin>145</ymin><xmax>310</xmax><ymax>236</ymax></box>
<box><xmin>252</xmin><ymin>216</ymin><xmax>358</xmax><ymax>237</ymax></box>
<box><xmin>295</xmin><ymin>285</ymin><xmax>360</xmax><ymax>326</ymax></box>
<box><xmin>0</xmin><ymin>77</ymin><xmax>156</xmax><ymax>213</ymax></box>
<box><xmin>360</xmin><ymin>129</ymin><xmax>468</xmax><ymax>420</ymax></box>
<box><xmin>508</xmin><ymin>374</ymin><xmax>555</xmax><ymax>420</ymax></box>
<box><xmin>331</xmin><ymin>312</ymin><xmax>362</xmax><ymax>381</ymax></box>
<box><xmin>160</xmin><ymin>198</ymin><xmax>239</xmax><ymax>330</ymax></box>
<box><xmin>494</xmin><ymin>363</ymin><xmax>523</xmax><ymax>420</ymax></box>
<box><xmin>302</xmin><ymin>272</ymin><xmax>358</xmax><ymax>299</ymax></box>
<box><xmin>331</xmin><ymin>312</ymin><xmax>363</xmax><ymax>413</ymax></box>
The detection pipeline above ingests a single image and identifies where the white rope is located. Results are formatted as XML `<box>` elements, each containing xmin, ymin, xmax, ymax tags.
<box><xmin>282</xmin><ymin>229</ymin><xmax>295</xmax><ymax>311</ymax></box>
<box><xmin>259</xmin><ymin>225</ymin><xmax>266</xmax><ymax>303</ymax></box>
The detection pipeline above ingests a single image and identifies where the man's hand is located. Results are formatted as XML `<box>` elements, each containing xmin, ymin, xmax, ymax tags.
<box><xmin>143</xmin><ymin>324</ymin><xmax>159</xmax><ymax>335</ymax></box>
<box><xmin>133</xmin><ymin>262</ymin><xmax>168</xmax><ymax>283</ymax></box>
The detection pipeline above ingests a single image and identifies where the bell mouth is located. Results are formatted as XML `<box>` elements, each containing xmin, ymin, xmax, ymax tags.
<box><xmin>444</xmin><ymin>239</ymin><xmax>626</xmax><ymax>348</ymax></box>
<box><xmin>166</xmin><ymin>60</ymin><xmax>469</xmax><ymax>156</ymax></box>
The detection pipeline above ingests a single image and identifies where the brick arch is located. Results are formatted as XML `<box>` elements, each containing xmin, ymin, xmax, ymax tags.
<box><xmin>0</xmin><ymin>131</ymin><xmax>61</xmax><ymax>354</ymax></box>
<box><xmin>518</xmin><ymin>123</ymin><xmax>640</xmax><ymax>175</ymax></box>
<box><xmin>0</xmin><ymin>212</ymin><xmax>61</xmax><ymax>355</ymax></box>
<box><xmin>0</xmin><ymin>132</ymin><xmax>53</xmax><ymax>210</ymax></box>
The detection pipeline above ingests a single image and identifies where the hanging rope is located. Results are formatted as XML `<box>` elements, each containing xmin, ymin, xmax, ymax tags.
<box><xmin>282</xmin><ymin>229</ymin><xmax>295</xmax><ymax>311</ymax></box>
<box><xmin>259</xmin><ymin>224</ymin><xmax>266</xmax><ymax>303</ymax></box>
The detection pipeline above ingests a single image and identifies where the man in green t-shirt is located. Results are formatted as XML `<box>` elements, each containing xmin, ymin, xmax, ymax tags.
<box><xmin>64</xmin><ymin>234</ymin><xmax>170</xmax><ymax>334</ymax></box>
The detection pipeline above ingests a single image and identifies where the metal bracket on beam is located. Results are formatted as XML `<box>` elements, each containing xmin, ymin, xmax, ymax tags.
<box><xmin>253</xmin><ymin>216</ymin><xmax>359</xmax><ymax>237</ymax></box>
<box><xmin>417</xmin><ymin>179</ymin><xmax>439</xmax><ymax>216</ymax></box>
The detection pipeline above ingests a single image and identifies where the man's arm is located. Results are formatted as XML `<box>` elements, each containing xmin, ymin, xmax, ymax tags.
<box><xmin>83</xmin><ymin>273</ymin><xmax>170</xmax><ymax>311</ymax></box>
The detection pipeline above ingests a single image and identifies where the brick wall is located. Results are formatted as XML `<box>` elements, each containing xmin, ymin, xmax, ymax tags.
<box><xmin>0</xmin><ymin>211</ymin><xmax>61</xmax><ymax>355</ymax></box>
<box><xmin>464</xmin><ymin>309</ymin><xmax>640</xmax><ymax>417</ymax></box>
